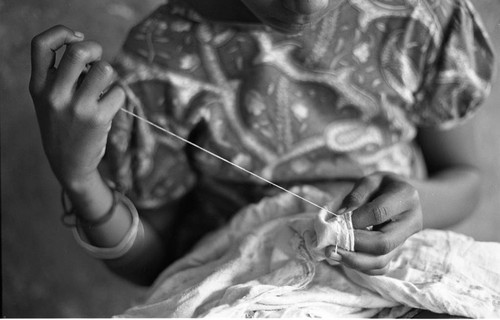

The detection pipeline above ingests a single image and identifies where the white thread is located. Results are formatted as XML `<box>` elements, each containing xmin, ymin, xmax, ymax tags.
<box><xmin>120</xmin><ymin>108</ymin><xmax>338</xmax><ymax>216</ymax></box>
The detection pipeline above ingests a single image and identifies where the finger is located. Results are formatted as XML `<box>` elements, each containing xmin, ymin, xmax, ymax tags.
<box><xmin>30</xmin><ymin>25</ymin><xmax>84</xmax><ymax>91</ymax></box>
<box><xmin>351</xmin><ymin>180</ymin><xmax>416</xmax><ymax>229</ymax></box>
<box><xmin>76</xmin><ymin>61</ymin><xmax>114</xmax><ymax>101</ymax></box>
<box><xmin>372</xmin><ymin>209</ymin><xmax>422</xmax><ymax>241</ymax></box>
<box><xmin>53</xmin><ymin>41</ymin><xmax>103</xmax><ymax>95</ymax></box>
<box><xmin>353</xmin><ymin>220</ymin><xmax>410</xmax><ymax>255</ymax></box>
<box><xmin>324</xmin><ymin>246</ymin><xmax>342</xmax><ymax>262</ymax></box>
<box><xmin>98</xmin><ymin>85</ymin><xmax>126</xmax><ymax>121</ymax></box>
<box><xmin>339</xmin><ymin>175</ymin><xmax>381</xmax><ymax>213</ymax></box>
<box><xmin>337</xmin><ymin>247</ymin><xmax>397</xmax><ymax>273</ymax></box>
<box><xmin>352</xmin><ymin>200</ymin><xmax>422</xmax><ymax>255</ymax></box>
<box><xmin>361</xmin><ymin>265</ymin><xmax>390</xmax><ymax>276</ymax></box>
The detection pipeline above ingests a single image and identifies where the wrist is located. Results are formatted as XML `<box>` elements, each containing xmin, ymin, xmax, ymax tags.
<box><xmin>62</xmin><ymin>170</ymin><xmax>102</xmax><ymax>195</ymax></box>
<box><xmin>62</xmin><ymin>172</ymin><xmax>116</xmax><ymax>222</ymax></box>
<box><xmin>411</xmin><ymin>166</ymin><xmax>481</xmax><ymax>229</ymax></box>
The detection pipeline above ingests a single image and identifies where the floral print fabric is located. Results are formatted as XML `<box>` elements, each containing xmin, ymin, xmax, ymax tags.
<box><xmin>106</xmin><ymin>0</ymin><xmax>494</xmax><ymax>221</ymax></box>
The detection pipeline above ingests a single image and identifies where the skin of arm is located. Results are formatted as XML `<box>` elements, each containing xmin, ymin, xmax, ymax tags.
<box><xmin>32</xmin><ymin>0</ymin><xmax>485</xmax><ymax>283</ymax></box>
<box><xmin>67</xmin><ymin>173</ymin><xmax>177</xmax><ymax>286</ymax></box>
<box><xmin>29</xmin><ymin>25</ymin><xmax>177</xmax><ymax>286</ymax></box>
<box><xmin>323</xmin><ymin>117</ymin><xmax>482</xmax><ymax>274</ymax></box>
<box><xmin>414</xmin><ymin>117</ymin><xmax>482</xmax><ymax>229</ymax></box>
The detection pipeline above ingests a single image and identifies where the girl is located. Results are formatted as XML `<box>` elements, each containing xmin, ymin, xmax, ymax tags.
<box><xmin>30</xmin><ymin>0</ymin><xmax>494</xmax><ymax>304</ymax></box>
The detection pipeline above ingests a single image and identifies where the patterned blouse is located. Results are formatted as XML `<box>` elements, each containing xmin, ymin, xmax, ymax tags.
<box><xmin>106</xmin><ymin>0</ymin><xmax>494</xmax><ymax>250</ymax></box>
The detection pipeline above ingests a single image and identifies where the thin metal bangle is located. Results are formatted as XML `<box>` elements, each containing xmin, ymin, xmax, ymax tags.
<box><xmin>61</xmin><ymin>187</ymin><xmax>120</xmax><ymax>228</ymax></box>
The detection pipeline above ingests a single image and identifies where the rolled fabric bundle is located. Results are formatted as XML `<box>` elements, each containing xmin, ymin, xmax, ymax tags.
<box><xmin>290</xmin><ymin>208</ymin><xmax>354</xmax><ymax>264</ymax></box>
<box><xmin>314</xmin><ymin>209</ymin><xmax>354</xmax><ymax>252</ymax></box>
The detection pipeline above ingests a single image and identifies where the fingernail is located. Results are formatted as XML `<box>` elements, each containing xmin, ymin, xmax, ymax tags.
<box><xmin>336</xmin><ymin>248</ymin><xmax>347</xmax><ymax>256</ymax></box>
<box><xmin>326</xmin><ymin>246</ymin><xmax>342</xmax><ymax>261</ymax></box>
<box><xmin>337</xmin><ymin>207</ymin><xmax>347</xmax><ymax>215</ymax></box>
<box><xmin>73</xmin><ymin>31</ymin><xmax>84</xmax><ymax>38</ymax></box>
<box><xmin>328</xmin><ymin>252</ymin><xmax>342</xmax><ymax>262</ymax></box>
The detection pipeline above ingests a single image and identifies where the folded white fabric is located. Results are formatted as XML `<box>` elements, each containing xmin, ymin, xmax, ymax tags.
<box><xmin>118</xmin><ymin>185</ymin><xmax>500</xmax><ymax>318</ymax></box>
<box><xmin>290</xmin><ymin>207</ymin><xmax>355</xmax><ymax>264</ymax></box>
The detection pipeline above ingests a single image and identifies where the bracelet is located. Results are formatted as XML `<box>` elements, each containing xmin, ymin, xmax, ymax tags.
<box><xmin>72</xmin><ymin>194</ymin><xmax>142</xmax><ymax>260</ymax></box>
<box><xmin>61</xmin><ymin>187</ymin><xmax>119</xmax><ymax>228</ymax></box>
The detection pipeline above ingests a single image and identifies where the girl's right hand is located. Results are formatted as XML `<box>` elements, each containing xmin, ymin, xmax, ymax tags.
<box><xmin>29</xmin><ymin>25</ymin><xmax>125</xmax><ymax>191</ymax></box>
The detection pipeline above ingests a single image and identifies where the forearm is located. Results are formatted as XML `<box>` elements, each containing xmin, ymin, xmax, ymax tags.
<box><xmin>64</xmin><ymin>171</ymin><xmax>171</xmax><ymax>286</ymax></box>
<box><xmin>409</xmin><ymin>165</ymin><xmax>481</xmax><ymax>229</ymax></box>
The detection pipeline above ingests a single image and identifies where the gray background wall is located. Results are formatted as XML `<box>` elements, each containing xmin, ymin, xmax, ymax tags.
<box><xmin>1</xmin><ymin>0</ymin><xmax>499</xmax><ymax>317</ymax></box>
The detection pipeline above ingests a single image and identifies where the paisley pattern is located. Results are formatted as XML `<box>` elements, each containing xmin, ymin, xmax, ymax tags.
<box><xmin>106</xmin><ymin>0</ymin><xmax>494</xmax><ymax>215</ymax></box>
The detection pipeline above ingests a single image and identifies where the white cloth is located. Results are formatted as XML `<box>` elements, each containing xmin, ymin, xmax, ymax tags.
<box><xmin>118</xmin><ymin>186</ymin><xmax>500</xmax><ymax>318</ymax></box>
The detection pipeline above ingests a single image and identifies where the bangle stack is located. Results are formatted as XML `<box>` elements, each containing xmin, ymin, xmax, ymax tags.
<box><xmin>61</xmin><ymin>188</ymin><xmax>119</xmax><ymax>228</ymax></box>
<box><xmin>61</xmin><ymin>186</ymin><xmax>142</xmax><ymax>260</ymax></box>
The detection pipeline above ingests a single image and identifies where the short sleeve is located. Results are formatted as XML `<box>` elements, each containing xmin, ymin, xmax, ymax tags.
<box><xmin>410</xmin><ymin>0</ymin><xmax>495</xmax><ymax>129</ymax></box>
<box><xmin>104</xmin><ymin>6</ymin><xmax>201</xmax><ymax>210</ymax></box>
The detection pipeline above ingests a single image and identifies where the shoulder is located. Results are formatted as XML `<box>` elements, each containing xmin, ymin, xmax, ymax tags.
<box><xmin>416</xmin><ymin>0</ymin><xmax>495</xmax><ymax>73</ymax></box>
<box><xmin>415</xmin><ymin>0</ymin><xmax>491</xmax><ymax>41</ymax></box>
<box><xmin>419</xmin><ymin>0</ymin><xmax>479</xmax><ymax>17</ymax></box>
<box><xmin>406</xmin><ymin>0</ymin><xmax>496</xmax><ymax>128</ymax></box>
<box><xmin>349</xmin><ymin>0</ymin><xmax>490</xmax><ymax>44</ymax></box>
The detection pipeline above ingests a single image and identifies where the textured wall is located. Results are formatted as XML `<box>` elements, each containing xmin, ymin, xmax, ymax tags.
<box><xmin>1</xmin><ymin>0</ymin><xmax>499</xmax><ymax>317</ymax></box>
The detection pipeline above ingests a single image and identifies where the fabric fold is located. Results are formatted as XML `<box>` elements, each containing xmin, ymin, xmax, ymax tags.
<box><xmin>118</xmin><ymin>186</ymin><xmax>500</xmax><ymax>318</ymax></box>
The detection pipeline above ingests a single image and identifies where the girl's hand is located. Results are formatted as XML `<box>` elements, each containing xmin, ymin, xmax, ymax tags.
<box><xmin>327</xmin><ymin>172</ymin><xmax>423</xmax><ymax>275</ymax></box>
<box><xmin>29</xmin><ymin>25</ymin><xmax>125</xmax><ymax>191</ymax></box>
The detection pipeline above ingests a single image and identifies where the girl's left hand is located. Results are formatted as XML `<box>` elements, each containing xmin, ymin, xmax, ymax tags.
<box><xmin>326</xmin><ymin>172</ymin><xmax>423</xmax><ymax>275</ymax></box>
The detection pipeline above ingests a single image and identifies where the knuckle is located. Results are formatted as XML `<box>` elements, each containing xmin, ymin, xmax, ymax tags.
<box><xmin>47</xmin><ymin>90</ymin><xmax>66</xmax><ymax>108</ymax></box>
<box><xmin>372</xmin><ymin>206</ymin><xmax>389</xmax><ymax>224</ymax></box>
<box><xmin>92</xmin><ymin>112</ymin><xmax>111</xmax><ymax>127</ymax></box>
<box><xmin>345</xmin><ymin>192</ymin><xmax>363</xmax><ymax>206</ymax></box>
<box><xmin>70</xmin><ymin>101</ymin><xmax>91</xmax><ymax>119</ymax></box>
<box><xmin>53</xmin><ymin>24</ymin><xmax>67</xmax><ymax>31</ymax></box>
<box><xmin>115</xmin><ymin>86</ymin><xmax>126</xmax><ymax>101</ymax></box>
<box><xmin>31</xmin><ymin>35</ymin><xmax>43</xmax><ymax>49</ymax></box>
<box><xmin>93</xmin><ymin>61</ymin><xmax>112</xmax><ymax>78</ymax></box>
<box><xmin>66</xmin><ymin>44</ymin><xmax>89</xmax><ymax>62</ymax></box>
<box><xmin>88</xmin><ymin>40</ymin><xmax>103</xmax><ymax>53</ymax></box>
<box><xmin>408</xmin><ymin>187</ymin><xmax>420</xmax><ymax>202</ymax></box>
<box><xmin>360</xmin><ymin>174</ymin><xmax>381</xmax><ymax>190</ymax></box>
<box><xmin>72</xmin><ymin>105</ymin><xmax>107</xmax><ymax>127</ymax></box>
<box><xmin>375</xmin><ymin>252</ymin><xmax>393</xmax><ymax>268</ymax></box>
<box><xmin>32</xmin><ymin>25</ymin><xmax>70</xmax><ymax>49</ymax></box>
<box><xmin>399</xmin><ymin>182</ymin><xmax>420</xmax><ymax>206</ymax></box>
<box><xmin>85</xmin><ymin>41</ymin><xmax>103</xmax><ymax>58</ymax></box>
<box><xmin>370</xmin><ymin>265</ymin><xmax>389</xmax><ymax>276</ymax></box>
<box><xmin>373</xmin><ymin>259</ymin><xmax>388</xmax><ymax>270</ymax></box>
<box><xmin>31</xmin><ymin>34</ymin><xmax>50</xmax><ymax>51</ymax></box>
<box><xmin>376</xmin><ymin>234</ymin><xmax>393</xmax><ymax>254</ymax></box>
